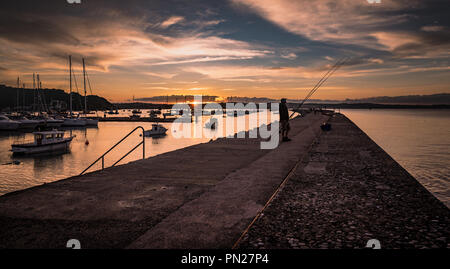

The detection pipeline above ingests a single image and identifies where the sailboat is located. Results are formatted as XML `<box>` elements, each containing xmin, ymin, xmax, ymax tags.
<box><xmin>62</xmin><ymin>55</ymin><xmax>87</xmax><ymax>127</ymax></box>
<box><xmin>131</xmin><ymin>95</ymin><xmax>142</xmax><ymax>116</ymax></box>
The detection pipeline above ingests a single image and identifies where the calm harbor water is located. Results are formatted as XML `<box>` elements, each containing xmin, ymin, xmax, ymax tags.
<box><xmin>0</xmin><ymin>110</ymin><xmax>275</xmax><ymax>196</ymax></box>
<box><xmin>342</xmin><ymin>109</ymin><xmax>450</xmax><ymax>207</ymax></box>
<box><xmin>0</xmin><ymin>109</ymin><xmax>449</xmax><ymax>208</ymax></box>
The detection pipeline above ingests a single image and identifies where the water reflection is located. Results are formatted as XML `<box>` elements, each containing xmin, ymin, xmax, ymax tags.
<box><xmin>343</xmin><ymin>109</ymin><xmax>450</xmax><ymax>207</ymax></box>
<box><xmin>0</xmin><ymin>110</ymin><xmax>276</xmax><ymax>196</ymax></box>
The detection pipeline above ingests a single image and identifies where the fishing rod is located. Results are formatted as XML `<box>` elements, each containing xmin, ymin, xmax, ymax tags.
<box><xmin>289</xmin><ymin>57</ymin><xmax>349</xmax><ymax>119</ymax></box>
<box><xmin>289</xmin><ymin>57</ymin><xmax>347</xmax><ymax>118</ymax></box>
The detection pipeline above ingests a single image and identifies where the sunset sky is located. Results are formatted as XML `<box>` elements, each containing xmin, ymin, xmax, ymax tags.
<box><xmin>0</xmin><ymin>0</ymin><xmax>449</xmax><ymax>102</ymax></box>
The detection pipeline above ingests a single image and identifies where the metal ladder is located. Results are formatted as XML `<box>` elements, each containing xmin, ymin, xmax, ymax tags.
<box><xmin>80</xmin><ymin>126</ymin><xmax>145</xmax><ymax>175</ymax></box>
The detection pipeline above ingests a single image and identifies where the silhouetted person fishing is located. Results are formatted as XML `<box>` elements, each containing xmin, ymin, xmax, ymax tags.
<box><xmin>279</xmin><ymin>58</ymin><xmax>348</xmax><ymax>142</ymax></box>
<box><xmin>280</xmin><ymin>98</ymin><xmax>291</xmax><ymax>142</ymax></box>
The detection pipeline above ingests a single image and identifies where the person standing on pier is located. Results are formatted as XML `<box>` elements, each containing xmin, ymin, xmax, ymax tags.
<box><xmin>280</xmin><ymin>98</ymin><xmax>291</xmax><ymax>142</ymax></box>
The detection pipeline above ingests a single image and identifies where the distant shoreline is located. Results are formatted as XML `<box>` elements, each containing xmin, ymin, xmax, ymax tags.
<box><xmin>300</xmin><ymin>103</ymin><xmax>450</xmax><ymax>109</ymax></box>
<box><xmin>112</xmin><ymin>102</ymin><xmax>450</xmax><ymax>110</ymax></box>
<box><xmin>1</xmin><ymin>84</ymin><xmax>448</xmax><ymax>111</ymax></box>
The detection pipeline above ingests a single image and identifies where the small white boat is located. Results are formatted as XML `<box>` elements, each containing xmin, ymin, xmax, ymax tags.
<box><xmin>11</xmin><ymin>130</ymin><xmax>74</xmax><ymax>155</ymax></box>
<box><xmin>0</xmin><ymin>115</ymin><xmax>20</xmax><ymax>130</ymax></box>
<box><xmin>62</xmin><ymin>117</ymin><xmax>87</xmax><ymax>127</ymax></box>
<box><xmin>143</xmin><ymin>124</ymin><xmax>168</xmax><ymax>137</ymax></box>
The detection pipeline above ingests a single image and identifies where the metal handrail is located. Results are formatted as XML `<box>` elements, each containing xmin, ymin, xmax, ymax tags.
<box><xmin>80</xmin><ymin>126</ymin><xmax>145</xmax><ymax>175</ymax></box>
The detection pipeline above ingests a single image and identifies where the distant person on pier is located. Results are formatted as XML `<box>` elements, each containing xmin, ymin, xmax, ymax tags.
<box><xmin>280</xmin><ymin>98</ymin><xmax>291</xmax><ymax>142</ymax></box>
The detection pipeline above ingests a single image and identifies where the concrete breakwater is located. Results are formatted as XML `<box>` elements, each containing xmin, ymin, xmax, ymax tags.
<box><xmin>238</xmin><ymin>114</ymin><xmax>449</xmax><ymax>249</ymax></box>
<box><xmin>0</xmin><ymin>113</ymin><xmax>448</xmax><ymax>248</ymax></box>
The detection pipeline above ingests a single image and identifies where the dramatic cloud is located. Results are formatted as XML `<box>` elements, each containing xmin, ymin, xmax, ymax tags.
<box><xmin>0</xmin><ymin>3</ymin><xmax>270</xmax><ymax>76</ymax></box>
<box><xmin>0</xmin><ymin>0</ymin><xmax>448</xmax><ymax>100</ymax></box>
<box><xmin>231</xmin><ymin>0</ymin><xmax>450</xmax><ymax>57</ymax></box>
<box><xmin>160</xmin><ymin>16</ymin><xmax>185</xmax><ymax>28</ymax></box>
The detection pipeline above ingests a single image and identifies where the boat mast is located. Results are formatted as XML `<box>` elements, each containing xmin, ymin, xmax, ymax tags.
<box><xmin>69</xmin><ymin>55</ymin><xmax>72</xmax><ymax>117</ymax></box>
<box><xmin>36</xmin><ymin>74</ymin><xmax>41</xmax><ymax>114</ymax></box>
<box><xmin>33</xmin><ymin>73</ymin><xmax>36</xmax><ymax>112</ymax></box>
<box><xmin>22</xmin><ymin>83</ymin><xmax>25</xmax><ymax>113</ymax></box>
<box><xmin>16</xmin><ymin>77</ymin><xmax>20</xmax><ymax>112</ymax></box>
<box><xmin>39</xmin><ymin>79</ymin><xmax>48</xmax><ymax>113</ymax></box>
<box><xmin>83</xmin><ymin>58</ymin><xmax>87</xmax><ymax>114</ymax></box>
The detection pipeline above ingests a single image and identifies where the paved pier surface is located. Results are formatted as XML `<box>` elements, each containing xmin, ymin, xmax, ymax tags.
<box><xmin>238</xmin><ymin>114</ymin><xmax>449</xmax><ymax>249</ymax></box>
<box><xmin>0</xmin><ymin>113</ymin><xmax>328</xmax><ymax>248</ymax></box>
<box><xmin>0</xmin><ymin>113</ymin><xmax>448</xmax><ymax>249</ymax></box>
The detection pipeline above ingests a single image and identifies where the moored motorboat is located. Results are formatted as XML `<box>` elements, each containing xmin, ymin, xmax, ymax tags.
<box><xmin>11</xmin><ymin>130</ymin><xmax>74</xmax><ymax>155</ymax></box>
<box><xmin>0</xmin><ymin>115</ymin><xmax>20</xmax><ymax>130</ymax></box>
<box><xmin>8</xmin><ymin>115</ymin><xmax>40</xmax><ymax>130</ymax></box>
<box><xmin>62</xmin><ymin>117</ymin><xmax>87</xmax><ymax>127</ymax></box>
<box><xmin>143</xmin><ymin>124</ymin><xmax>167</xmax><ymax>137</ymax></box>
<box><xmin>84</xmin><ymin>118</ymin><xmax>99</xmax><ymax>126</ymax></box>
